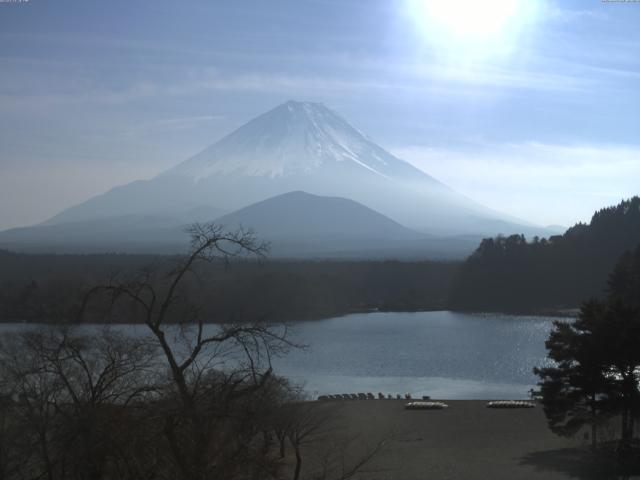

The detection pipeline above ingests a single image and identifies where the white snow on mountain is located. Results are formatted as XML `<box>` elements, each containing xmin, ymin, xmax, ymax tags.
<box><xmin>168</xmin><ymin>101</ymin><xmax>421</xmax><ymax>182</ymax></box>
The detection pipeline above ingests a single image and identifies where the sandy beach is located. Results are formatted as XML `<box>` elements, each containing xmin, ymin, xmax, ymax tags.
<box><xmin>314</xmin><ymin>400</ymin><xmax>610</xmax><ymax>480</ymax></box>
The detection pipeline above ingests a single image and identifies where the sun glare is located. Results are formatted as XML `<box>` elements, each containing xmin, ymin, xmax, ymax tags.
<box><xmin>406</xmin><ymin>0</ymin><xmax>534</xmax><ymax>60</ymax></box>
<box><xmin>423</xmin><ymin>0</ymin><xmax>519</xmax><ymax>38</ymax></box>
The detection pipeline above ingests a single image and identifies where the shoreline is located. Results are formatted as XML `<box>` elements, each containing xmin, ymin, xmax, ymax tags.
<box><xmin>0</xmin><ymin>305</ymin><xmax>579</xmax><ymax>325</ymax></box>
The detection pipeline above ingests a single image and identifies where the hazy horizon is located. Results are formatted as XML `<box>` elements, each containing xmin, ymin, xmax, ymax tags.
<box><xmin>1</xmin><ymin>0</ymin><xmax>639</xmax><ymax>230</ymax></box>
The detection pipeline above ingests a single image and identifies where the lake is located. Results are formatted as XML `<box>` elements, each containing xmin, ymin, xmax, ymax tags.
<box><xmin>273</xmin><ymin>311</ymin><xmax>557</xmax><ymax>400</ymax></box>
<box><xmin>0</xmin><ymin>311</ymin><xmax>558</xmax><ymax>400</ymax></box>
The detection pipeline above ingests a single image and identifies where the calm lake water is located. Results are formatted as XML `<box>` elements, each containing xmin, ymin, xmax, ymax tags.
<box><xmin>0</xmin><ymin>311</ymin><xmax>558</xmax><ymax>400</ymax></box>
<box><xmin>273</xmin><ymin>311</ymin><xmax>557</xmax><ymax>400</ymax></box>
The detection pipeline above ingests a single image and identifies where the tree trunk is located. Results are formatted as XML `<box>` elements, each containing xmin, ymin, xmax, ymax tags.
<box><xmin>293</xmin><ymin>445</ymin><xmax>302</xmax><ymax>480</ymax></box>
<box><xmin>39</xmin><ymin>428</ymin><xmax>55</xmax><ymax>480</ymax></box>
<box><xmin>262</xmin><ymin>430</ymin><xmax>272</xmax><ymax>454</ymax></box>
<box><xmin>276</xmin><ymin>431</ymin><xmax>286</xmax><ymax>458</ymax></box>
<box><xmin>279</xmin><ymin>438</ymin><xmax>286</xmax><ymax>459</ymax></box>
<box><xmin>590</xmin><ymin>396</ymin><xmax>598</xmax><ymax>450</ymax></box>
<box><xmin>620</xmin><ymin>390</ymin><xmax>632</xmax><ymax>458</ymax></box>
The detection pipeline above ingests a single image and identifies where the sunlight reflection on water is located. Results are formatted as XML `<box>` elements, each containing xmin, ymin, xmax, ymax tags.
<box><xmin>0</xmin><ymin>311</ymin><xmax>558</xmax><ymax>399</ymax></box>
<box><xmin>272</xmin><ymin>311</ymin><xmax>557</xmax><ymax>399</ymax></box>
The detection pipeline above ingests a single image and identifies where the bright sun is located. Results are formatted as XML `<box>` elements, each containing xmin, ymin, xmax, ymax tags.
<box><xmin>422</xmin><ymin>0</ymin><xmax>519</xmax><ymax>38</ymax></box>
<box><xmin>406</xmin><ymin>0</ymin><xmax>532</xmax><ymax>59</ymax></box>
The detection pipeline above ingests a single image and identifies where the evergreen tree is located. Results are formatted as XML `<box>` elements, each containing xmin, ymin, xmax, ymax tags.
<box><xmin>534</xmin><ymin>300</ymin><xmax>614</xmax><ymax>449</ymax></box>
<box><xmin>535</xmin><ymin>246</ymin><xmax>640</xmax><ymax>453</ymax></box>
<box><xmin>608</xmin><ymin>245</ymin><xmax>640</xmax><ymax>309</ymax></box>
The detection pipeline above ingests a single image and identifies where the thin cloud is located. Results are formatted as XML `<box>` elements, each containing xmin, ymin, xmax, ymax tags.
<box><xmin>120</xmin><ymin>115</ymin><xmax>225</xmax><ymax>138</ymax></box>
<box><xmin>394</xmin><ymin>142</ymin><xmax>640</xmax><ymax>227</ymax></box>
<box><xmin>0</xmin><ymin>63</ymin><xmax>597</xmax><ymax>113</ymax></box>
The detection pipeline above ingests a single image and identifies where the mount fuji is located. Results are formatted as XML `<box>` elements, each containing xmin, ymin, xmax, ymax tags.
<box><xmin>0</xmin><ymin>101</ymin><xmax>550</xmax><ymax>255</ymax></box>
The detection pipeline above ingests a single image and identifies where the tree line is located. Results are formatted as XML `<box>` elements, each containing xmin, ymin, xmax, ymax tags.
<box><xmin>450</xmin><ymin>197</ymin><xmax>640</xmax><ymax>312</ymax></box>
<box><xmin>0</xmin><ymin>250</ymin><xmax>457</xmax><ymax>324</ymax></box>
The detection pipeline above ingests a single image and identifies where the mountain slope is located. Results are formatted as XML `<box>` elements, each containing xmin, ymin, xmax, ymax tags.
<box><xmin>217</xmin><ymin>191</ymin><xmax>423</xmax><ymax>241</ymax></box>
<box><xmin>46</xmin><ymin>101</ymin><xmax>537</xmax><ymax>236</ymax></box>
<box><xmin>170</xmin><ymin>101</ymin><xmax>448</xmax><ymax>184</ymax></box>
<box><xmin>0</xmin><ymin>215</ymin><xmax>191</xmax><ymax>253</ymax></box>
<box><xmin>0</xmin><ymin>206</ymin><xmax>223</xmax><ymax>253</ymax></box>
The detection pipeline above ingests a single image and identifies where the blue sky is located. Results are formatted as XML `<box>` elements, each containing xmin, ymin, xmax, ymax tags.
<box><xmin>1</xmin><ymin>0</ymin><xmax>639</xmax><ymax>229</ymax></box>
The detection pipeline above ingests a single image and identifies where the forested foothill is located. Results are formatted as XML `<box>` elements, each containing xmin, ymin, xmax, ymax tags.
<box><xmin>0</xmin><ymin>249</ymin><xmax>457</xmax><ymax>323</ymax></box>
<box><xmin>450</xmin><ymin>197</ymin><xmax>640</xmax><ymax>313</ymax></box>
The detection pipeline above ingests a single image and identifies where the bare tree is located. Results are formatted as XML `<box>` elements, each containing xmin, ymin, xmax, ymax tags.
<box><xmin>78</xmin><ymin>223</ymin><xmax>294</xmax><ymax>479</ymax></box>
<box><xmin>287</xmin><ymin>402</ymin><xmax>333</xmax><ymax>480</ymax></box>
<box><xmin>0</xmin><ymin>223</ymin><xmax>388</xmax><ymax>480</ymax></box>
<box><xmin>0</xmin><ymin>327</ymin><xmax>159</xmax><ymax>480</ymax></box>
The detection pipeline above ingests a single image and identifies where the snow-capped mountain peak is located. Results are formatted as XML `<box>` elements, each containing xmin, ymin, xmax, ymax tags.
<box><xmin>168</xmin><ymin>100</ymin><xmax>422</xmax><ymax>181</ymax></box>
<box><xmin>43</xmin><ymin>100</ymin><xmax>533</xmax><ymax>237</ymax></box>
